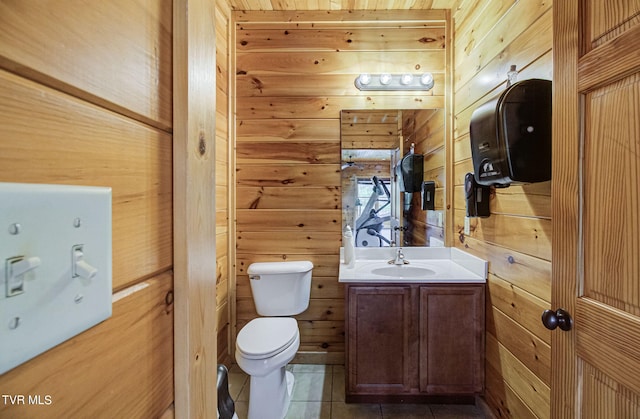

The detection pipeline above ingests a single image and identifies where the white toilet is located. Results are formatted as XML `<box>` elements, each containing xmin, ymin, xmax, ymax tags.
<box><xmin>235</xmin><ymin>260</ymin><xmax>313</xmax><ymax>419</ymax></box>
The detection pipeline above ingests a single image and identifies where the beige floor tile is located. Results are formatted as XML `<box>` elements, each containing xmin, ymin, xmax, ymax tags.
<box><xmin>234</xmin><ymin>401</ymin><xmax>248</xmax><ymax>419</ymax></box>
<box><xmin>285</xmin><ymin>401</ymin><xmax>332</xmax><ymax>419</ymax></box>
<box><xmin>430</xmin><ymin>404</ymin><xmax>485</xmax><ymax>419</ymax></box>
<box><xmin>380</xmin><ymin>403</ymin><xmax>434</xmax><ymax>418</ymax></box>
<box><xmin>291</xmin><ymin>371</ymin><xmax>333</xmax><ymax>402</ymax></box>
<box><xmin>331</xmin><ymin>365</ymin><xmax>345</xmax><ymax>403</ymax></box>
<box><xmin>227</xmin><ymin>364</ymin><xmax>485</xmax><ymax>419</ymax></box>
<box><xmin>292</xmin><ymin>364</ymin><xmax>333</xmax><ymax>374</ymax></box>
<box><xmin>236</xmin><ymin>378</ymin><xmax>250</xmax><ymax>402</ymax></box>
<box><xmin>228</xmin><ymin>371</ymin><xmax>249</xmax><ymax>401</ymax></box>
<box><xmin>330</xmin><ymin>402</ymin><xmax>382</xmax><ymax>419</ymax></box>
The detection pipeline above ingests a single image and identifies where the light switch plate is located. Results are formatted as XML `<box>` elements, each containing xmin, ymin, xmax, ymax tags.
<box><xmin>0</xmin><ymin>183</ymin><xmax>112</xmax><ymax>374</ymax></box>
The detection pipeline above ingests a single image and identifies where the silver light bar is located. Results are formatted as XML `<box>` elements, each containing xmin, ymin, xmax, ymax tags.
<box><xmin>354</xmin><ymin>73</ymin><xmax>434</xmax><ymax>91</ymax></box>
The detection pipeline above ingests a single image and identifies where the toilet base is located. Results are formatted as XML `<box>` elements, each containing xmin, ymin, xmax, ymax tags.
<box><xmin>247</xmin><ymin>367</ymin><xmax>295</xmax><ymax>419</ymax></box>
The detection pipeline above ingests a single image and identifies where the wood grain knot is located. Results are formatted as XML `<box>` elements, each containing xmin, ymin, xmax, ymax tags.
<box><xmin>198</xmin><ymin>132</ymin><xmax>206</xmax><ymax>155</ymax></box>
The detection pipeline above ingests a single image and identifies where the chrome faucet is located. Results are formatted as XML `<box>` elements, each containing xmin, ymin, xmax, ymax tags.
<box><xmin>389</xmin><ymin>247</ymin><xmax>409</xmax><ymax>265</ymax></box>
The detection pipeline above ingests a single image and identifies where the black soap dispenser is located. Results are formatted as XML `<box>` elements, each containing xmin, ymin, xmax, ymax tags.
<box><xmin>421</xmin><ymin>181</ymin><xmax>436</xmax><ymax>210</ymax></box>
<box><xmin>465</xmin><ymin>173</ymin><xmax>490</xmax><ymax>218</ymax></box>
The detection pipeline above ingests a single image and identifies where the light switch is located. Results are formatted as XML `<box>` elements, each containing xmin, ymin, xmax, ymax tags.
<box><xmin>0</xmin><ymin>182</ymin><xmax>112</xmax><ymax>374</ymax></box>
<box><xmin>5</xmin><ymin>256</ymin><xmax>41</xmax><ymax>297</ymax></box>
<box><xmin>72</xmin><ymin>244</ymin><xmax>98</xmax><ymax>282</ymax></box>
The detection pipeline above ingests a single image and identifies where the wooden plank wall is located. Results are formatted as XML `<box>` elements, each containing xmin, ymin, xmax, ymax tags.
<box><xmin>234</xmin><ymin>10</ymin><xmax>448</xmax><ymax>364</ymax></box>
<box><xmin>341</xmin><ymin>110</ymin><xmax>400</xmax><ymax>150</ymax></box>
<box><xmin>452</xmin><ymin>1</ymin><xmax>553</xmax><ymax>418</ymax></box>
<box><xmin>0</xmin><ymin>1</ymin><xmax>182</xmax><ymax>417</ymax></box>
<box><xmin>216</xmin><ymin>0</ymin><xmax>233</xmax><ymax>367</ymax></box>
<box><xmin>402</xmin><ymin>109</ymin><xmax>446</xmax><ymax>246</ymax></box>
<box><xmin>1</xmin><ymin>1</ymin><xmax>235</xmax><ymax>414</ymax></box>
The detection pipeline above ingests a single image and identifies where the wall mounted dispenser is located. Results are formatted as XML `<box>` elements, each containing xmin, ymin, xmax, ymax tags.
<box><xmin>422</xmin><ymin>181</ymin><xmax>436</xmax><ymax>210</ymax></box>
<box><xmin>469</xmin><ymin>79</ymin><xmax>552</xmax><ymax>187</ymax></box>
<box><xmin>465</xmin><ymin>173</ymin><xmax>490</xmax><ymax>218</ymax></box>
<box><xmin>396</xmin><ymin>153</ymin><xmax>424</xmax><ymax>193</ymax></box>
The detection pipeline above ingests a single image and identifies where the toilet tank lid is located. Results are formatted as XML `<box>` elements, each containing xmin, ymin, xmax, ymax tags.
<box><xmin>247</xmin><ymin>260</ymin><xmax>313</xmax><ymax>275</ymax></box>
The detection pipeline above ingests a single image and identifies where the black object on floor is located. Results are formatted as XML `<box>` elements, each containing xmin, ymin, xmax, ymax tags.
<box><xmin>217</xmin><ymin>364</ymin><xmax>235</xmax><ymax>419</ymax></box>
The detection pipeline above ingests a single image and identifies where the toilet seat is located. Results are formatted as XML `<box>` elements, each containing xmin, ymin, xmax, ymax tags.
<box><xmin>236</xmin><ymin>317</ymin><xmax>298</xmax><ymax>360</ymax></box>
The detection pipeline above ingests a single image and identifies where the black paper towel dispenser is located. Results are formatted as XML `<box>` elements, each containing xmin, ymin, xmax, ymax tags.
<box><xmin>396</xmin><ymin>153</ymin><xmax>424</xmax><ymax>193</ymax></box>
<box><xmin>469</xmin><ymin>79</ymin><xmax>552</xmax><ymax>187</ymax></box>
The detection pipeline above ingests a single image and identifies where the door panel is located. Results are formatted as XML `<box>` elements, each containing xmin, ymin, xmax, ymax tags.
<box><xmin>419</xmin><ymin>286</ymin><xmax>484</xmax><ymax>394</ymax></box>
<box><xmin>586</xmin><ymin>0</ymin><xmax>640</xmax><ymax>45</ymax></box>
<box><xmin>583</xmin><ymin>75</ymin><xmax>640</xmax><ymax>316</ymax></box>
<box><xmin>554</xmin><ymin>1</ymin><xmax>640</xmax><ymax>417</ymax></box>
<box><xmin>581</xmin><ymin>362</ymin><xmax>640</xmax><ymax>419</ymax></box>
<box><xmin>346</xmin><ymin>286</ymin><xmax>412</xmax><ymax>394</ymax></box>
<box><xmin>577</xmin><ymin>298</ymin><xmax>640</xmax><ymax>395</ymax></box>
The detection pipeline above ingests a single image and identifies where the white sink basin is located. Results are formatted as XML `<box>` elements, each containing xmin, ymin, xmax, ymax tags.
<box><xmin>370</xmin><ymin>265</ymin><xmax>436</xmax><ymax>278</ymax></box>
<box><xmin>338</xmin><ymin>247</ymin><xmax>488</xmax><ymax>284</ymax></box>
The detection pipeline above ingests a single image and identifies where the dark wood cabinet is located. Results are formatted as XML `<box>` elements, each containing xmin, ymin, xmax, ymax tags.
<box><xmin>345</xmin><ymin>283</ymin><xmax>484</xmax><ymax>403</ymax></box>
<box><xmin>346</xmin><ymin>286</ymin><xmax>414</xmax><ymax>395</ymax></box>
<box><xmin>418</xmin><ymin>286</ymin><xmax>484</xmax><ymax>394</ymax></box>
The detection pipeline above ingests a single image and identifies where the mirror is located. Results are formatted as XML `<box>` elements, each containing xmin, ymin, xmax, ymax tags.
<box><xmin>341</xmin><ymin>110</ymin><xmax>446</xmax><ymax>247</ymax></box>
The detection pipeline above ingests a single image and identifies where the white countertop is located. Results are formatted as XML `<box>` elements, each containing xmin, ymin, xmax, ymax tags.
<box><xmin>338</xmin><ymin>247</ymin><xmax>488</xmax><ymax>284</ymax></box>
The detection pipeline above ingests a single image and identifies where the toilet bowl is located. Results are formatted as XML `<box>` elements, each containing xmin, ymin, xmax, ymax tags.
<box><xmin>236</xmin><ymin>318</ymin><xmax>300</xmax><ymax>419</ymax></box>
<box><xmin>234</xmin><ymin>261</ymin><xmax>313</xmax><ymax>419</ymax></box>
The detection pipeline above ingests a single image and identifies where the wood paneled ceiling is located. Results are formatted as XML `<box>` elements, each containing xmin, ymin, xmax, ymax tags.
<box><xmin>227</xmin><ymin>0</ymin><xmax>458</xmax><ymax>11</ymax></box>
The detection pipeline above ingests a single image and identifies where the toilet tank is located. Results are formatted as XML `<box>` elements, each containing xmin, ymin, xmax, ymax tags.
<box><xmin>247</xmin><ymin>261</ymin><xmax>313</xmax><ymax>316</ymax></box>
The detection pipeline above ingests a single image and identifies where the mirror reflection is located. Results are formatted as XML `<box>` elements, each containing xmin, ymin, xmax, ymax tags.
<box><xmin>341</xmin><ymin>109</ymin><xmax>446</xmax><ymax>247</ymax></box>
<box><xmin>342</xmin><ymin>149</ymin><xmax>396</xmax><ymax>247</ymax></box>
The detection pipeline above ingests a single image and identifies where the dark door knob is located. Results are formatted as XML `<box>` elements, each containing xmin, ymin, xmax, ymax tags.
<box><xmin>541</xmin><ymin>308</ymin><xmax>573</xmax><ymax>331</ymax></box>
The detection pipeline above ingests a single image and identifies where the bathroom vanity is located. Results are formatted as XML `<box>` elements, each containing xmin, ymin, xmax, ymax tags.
<box><xmin>339</xmin><ymin>247</ymin><xmax>487</xmax><ymax>403</ymax></box>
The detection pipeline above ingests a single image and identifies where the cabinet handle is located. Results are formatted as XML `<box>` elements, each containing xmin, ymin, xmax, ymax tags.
<box><xmin>541</xmin><ymin>308</ymin><xmax>573</xmax><ymax>331</ymax></box>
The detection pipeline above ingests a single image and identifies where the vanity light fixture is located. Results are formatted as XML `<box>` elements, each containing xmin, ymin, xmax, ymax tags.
<box><xmin>357</xmin><ymin>73</ymin><xmax>371</xmax><ymax>86</ymax></box>
<box><xmin>400</xmin><ymin>73</ymin><xmax>414</xmax><ymax>85</ymax></box>
<box><xmin>420</xmin><ymin>73</ymin><xmax>434</xmax><ymax>87</ymax></box>
<box><xmin>379</xmin><ymin>73</ymin><xmax>392</xmax><ymax>85</ymax></box>
<box><xmin>354</xmin><ymin>72</ymin><xmax>435</xmax><ymax>91</ymax></box>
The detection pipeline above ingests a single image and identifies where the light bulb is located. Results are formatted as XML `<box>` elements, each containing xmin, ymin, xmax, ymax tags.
<box><xmin>358</xmin><ymin>73</ymin><xmax>371</xmax><ymax>85</ymax></box>
<box><xmin>507</xmin><ymin>65</ymin><xmax>518</xmax><ymax>87</ymax></box>
<box><xmin>379</xmin><ymin>73</ymin><xmax>392</xmax><ymax>85</ymax></box>
<box><xmin>400</xmin><ymin>74</ymin><xmax>413</xmax><ymax>85</ymax></box>
<box><xmin>420</xmin><ymin>73</ymin><xmax>434</xmax><ymax>88</ymax></box>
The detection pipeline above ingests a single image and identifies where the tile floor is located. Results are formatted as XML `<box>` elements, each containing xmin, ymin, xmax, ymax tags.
<box><xmin>228</xmin><ymin>364</ymin><xmax>487</xmax><ymax>419</ymax></box>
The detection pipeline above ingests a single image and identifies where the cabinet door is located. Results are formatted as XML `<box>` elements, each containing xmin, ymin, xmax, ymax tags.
<box><xmin>419</xmin><ymin>285</ymin><xmax>484</xmax><ymax>394</ymax></box>
<box><xmin>347</xmin><ymin>285</ymin><xmax>413</xmax><ymax>395</ymax></box>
